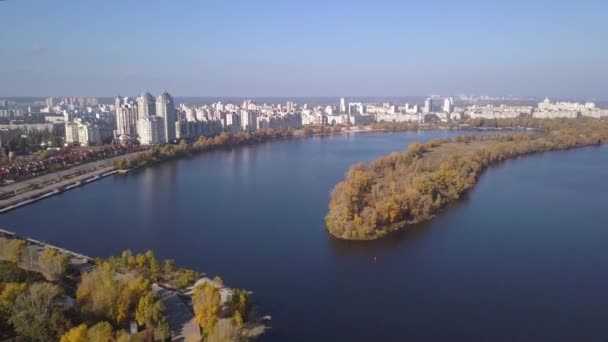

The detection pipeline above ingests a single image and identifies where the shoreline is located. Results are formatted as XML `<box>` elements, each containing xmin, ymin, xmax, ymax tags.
<box><xmin>0</xmin><ymin>168</ymin><xmax>117</xmax><ymax>214</ymax></box>
<box><xmin>0</xmin><ymin>124</ymin><xmax>507</xmax><ymax>214</ymax></box>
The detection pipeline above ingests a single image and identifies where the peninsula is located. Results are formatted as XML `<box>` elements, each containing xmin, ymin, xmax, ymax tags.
<box><xmin>325</xmin><ymin>118</ymin><xmax>608</xmax><ymax>240</ymax></box>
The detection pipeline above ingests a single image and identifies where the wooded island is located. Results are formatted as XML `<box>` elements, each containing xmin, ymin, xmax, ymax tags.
<box><xmin>326</xmin><ymin>118</ymin><xmax>608</xmax><ymax>240</ymax></box>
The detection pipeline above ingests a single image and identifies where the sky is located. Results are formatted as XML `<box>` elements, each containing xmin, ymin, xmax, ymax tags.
<box><xmin>0</xmin><ymin>0</ymin><xmax>607</xmax><ymax>98</ymax></box>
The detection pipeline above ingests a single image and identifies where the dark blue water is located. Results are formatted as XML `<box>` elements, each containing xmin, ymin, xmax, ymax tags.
<box><xmin>3</xmin><ymin>132</ymin><xmax>608</xmax><ymax>341</ymax></box>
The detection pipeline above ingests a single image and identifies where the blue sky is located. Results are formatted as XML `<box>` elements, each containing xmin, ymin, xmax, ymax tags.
<box><xmin>0</xmin><ymin>0</ymin><xmax>606</xmax><ymax>98</ymax></box>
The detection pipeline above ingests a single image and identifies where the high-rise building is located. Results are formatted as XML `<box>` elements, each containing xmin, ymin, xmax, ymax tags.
<box><xmin>225</xmin><ymin>112</ymin><xmax>240</xmax><ymax>127</ymax></box>
<box><xmin>348</xmin><ymin>102</ymin><xmax>363</xmax><ymax>115</ymax></box>
<box><xmin>45</xmin><ymin>97</ymin><xmax>55</xmax><ymax>107</ymax></box>
<box><xmin>137</xmin><ymin>116</ymin><xmax>165</xmax><ymax>145</ymax></box>
<box><xmin>115</xmin><ymin>96</ymin><xmax>138</xmax><ymax>137</ymax></box>
<box><xmin>340</xmin><ymin>98</ymin><xmax>346</xmax><ymax>114</ymax></box>
<box><xmin>241</xmin><ymin>110</ymin><xmax>258</xmax><ymax>131</ymax></box>
<box><xmin>183</xmin><ymin>106</ymin><xmax>197</xmax><ymax>122</ymax></box>
<box><xmin>137</xmin><ymin>91</ymin><xmax>156</xmax><ymax>120</ymax></box>
<box><xmin>156</xmin><ymin>91</ymin><xmax>177</xmax><ymax>142</ymax></box>
<box><xmin>65</xmin><ymin>120</ymin><xmax>101</xmax><ymax>146</ymax></box>
<box><xmin>423</xmin><ymin>98</ymin><xmax>433</xmax><ymax>114</ymax></box>
<box><xmin>443</xmin><ymin>97</ymin><xmax>454</xmax><ymax>114</ymax></box>
<box><xmin>286</xmin><ymin>101</ymin><xmax>295</xmax><ymax>113</ymax></box>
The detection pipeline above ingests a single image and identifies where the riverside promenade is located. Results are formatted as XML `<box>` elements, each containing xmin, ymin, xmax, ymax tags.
<box><xmin>0</xmin><ymin>151</ymin><xmax>142</xmax><ymax>213</ymax></box>
<box><xmin>0</xmin><ymin>228</ymin><xmax>202</xmax><ymax>342</ymax></box>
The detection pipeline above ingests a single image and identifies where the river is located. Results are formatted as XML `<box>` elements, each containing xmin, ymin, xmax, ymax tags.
<box><xmin>2</xmin><ymin>131</ymin><xmax>608</xmax><ymax>341</ymax></box>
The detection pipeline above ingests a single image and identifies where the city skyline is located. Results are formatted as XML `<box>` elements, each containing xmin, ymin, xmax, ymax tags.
<box><xmin>1</xmin><ymin>0</ymin><xmax>607</xmax><ymax>98</ymax></box>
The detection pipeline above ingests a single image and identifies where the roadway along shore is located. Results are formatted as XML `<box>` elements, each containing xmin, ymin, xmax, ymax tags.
<box><xmin>0</xmin><ymin>151</ymin><xmax>145</xmax><ymax>213</ymax></box>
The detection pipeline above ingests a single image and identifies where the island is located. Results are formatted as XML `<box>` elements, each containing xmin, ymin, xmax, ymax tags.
<box><xmin>325</xmin><ymin>118</ymin><xmax>608</xmax><ymax>240</ymax></box>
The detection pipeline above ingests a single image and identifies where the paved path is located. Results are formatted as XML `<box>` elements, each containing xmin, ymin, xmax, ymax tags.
<box><xmin>153</xmin><ymin>284</ymin><xmax>202</xmax><ymax>342</ymax></box>
<box><xmin>0</xmin><ymin>151</ymin><xmax>142</xmax><ymax>212</ymax></box>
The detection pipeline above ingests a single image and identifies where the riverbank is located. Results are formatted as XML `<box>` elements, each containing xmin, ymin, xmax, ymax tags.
<box><xmin>0</xmin><ymin>229</ymin><xmax>267</xmax><ymax>341</ymax></box>
<box><xmin>0</xmin><ymin>124</ymin><xmax>459</xmax><ymax>213</ymax></box>
<box><xmin>0</xmin><ymin>168</ymin><xmax>117</xmax><ymax>213</ymax></box>
<box><xmin>326</xmin><ymin>117</ymin><xmax>608</xmax><ymax>240</ymax></box>
<box><xmin>0</xmin><ymin>151</ymin><xmax>146</xmax><ymax>213</ymax></box>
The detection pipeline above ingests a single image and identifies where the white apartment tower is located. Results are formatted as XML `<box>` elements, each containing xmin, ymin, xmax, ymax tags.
<box><xmin>137</xmin><ymin>116</ymin><xmax>165</xmax><ymax>145</ymax></box>
<box><xmin>241</xmin><ymin>110</ymin><xmax>258</xmax><ymax>131</ymax></box>
<box><xmin>423</xmin><ymin>98</ymin><xmax>433</xmax><ymax>114</ymax></box>
<box><xmin>137</xmin><ymin>91</ymin><xmax>156</xmax><ymax>120</ymax></box>
<box><xmin>156</xmin><ymin>91</ymin><xmax>177</xmax><ymax>142</ymax></box>
<box><xmin>115</xmin><ymin>96</ymin><xmax>138</xmax><ymax>136</ymax></box>
<box><xmin>340</xmin><ymin>97</ymin><xmax>346</xmax><ymax>114</ymax></box>
<box><xmin>65</xmin><ymin>121</ymin><xmax>101</xmax><ymax>146</ymax></box>
<box><xmin>443</xmin><ymin>97</ymin><xmax>454</xmax><ymax>114</ymax></box>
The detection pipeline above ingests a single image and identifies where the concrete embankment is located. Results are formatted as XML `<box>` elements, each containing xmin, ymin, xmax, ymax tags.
<box><xmin>0</xmin><ymin>167</ymin><xmax>118</xmax><ymax>214</ymax></box>
<box><xmin>0</xmin><ymin>150</ymin><xmax>147</xmax><ymax>214</ymax></box>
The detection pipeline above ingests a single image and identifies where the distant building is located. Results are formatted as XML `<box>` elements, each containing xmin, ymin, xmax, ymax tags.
<box><xmin>65</xmin><ymin>120</ymin><xmax>101</xmax><ymax>146</ymax></box>
<box><xmin>115</xmin><ymin>96</ymin><xmax>138</xmax><ymax>137</ymax></box>
<box><xmin>257</xmin><ymin>112</ymin><xmax>302</xmax><ymax>130</ymax></box>
<box><xmin>285</xmin><ymin>101</ymin><xmax>295</xmax><ymax>113</ymax></box>
<box><xmin>137</xmin><ymin>91</ymin><xmax>156</xmax><ymax>120</ymax></box>
<box><xmin>176</xmin><ymin>120</ymin><xmax>223</xmax><ymax>140</ymax></box>
<box><xmin>465</xmin><ymin>104</ymin><xmax>533</xmax><ymax>119</ymax></box>
<box><xmin>225</xmin><ymin>112</ymin><xmax>240</xmax><ymax>128</ymax></box>
<box><xmin>536</xmin><ymin>98</ymin><xmax>608</xmax><ymax>118</ymax></box>
<box><xmin>240</xmin><ymin>110</ymin><xmax>258</xmax><ymax>131</ymax></box>
<box><xmin>339</xmin><ymin>97</ymin><xmax>346</xmax><ymax>114</ymax></box>
<box><xmin>348</xmin><ymin>102</ymin><xmax>364</xmax><ymax>115</ymax></box>
<box><xmin>156</xmin><ymin>91</ymin><xmax>177</xmax><ymax>142</ymax></box>
<box><xmin>45</xmin><ymin>97</ymin><xmax>55</xmax><ymax>108</ymax></box>
<box><xmin>423</xmin><ymin>98</ymin><xmax>433</xmax><ymax>114</ymax></box>
<box><xmin>137</xmin><ymin>116</ymin><xmax>165</xmax><ymax>145</ymax></box>
<box><xmin>443</xmin><ymin>97</ymin><xmax>454</xmax><ymax>114</ymax></box>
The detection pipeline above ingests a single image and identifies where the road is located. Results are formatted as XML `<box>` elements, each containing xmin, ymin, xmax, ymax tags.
<box><xmin>0</xmin><ymin>151</ymin><xmax>142</xmax><ymax>212</ymax></box>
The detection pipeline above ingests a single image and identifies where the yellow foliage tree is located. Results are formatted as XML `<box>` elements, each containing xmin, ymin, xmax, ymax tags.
<box><xmin>60</xmin><ymin>324</ymin><xmax>88</xmax><ymax>342</ymax></box>
<box><xmin>193</xmin><ymin>282</ymin><xmax>221</xmax><ymax>334</ymax></box>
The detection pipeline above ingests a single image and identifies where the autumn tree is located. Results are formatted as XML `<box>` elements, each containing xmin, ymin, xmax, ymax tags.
<box><xmin>193</xmin><ymin>282</ymin><xmax>221</xmax><ymax>334</ymax></box>
<box><xmin>38</xmin><ymin>248</ymin><xmax>70</xmax><ymax>280</ymax></box>
<box><xmin>10</xmin><ymin>282</ymin><xmax>67</xmax><ymax>341</ymax></box>
<box><xmin>76</xmin><ymin>265</ymin><xmax>150</xmax><ymax>325</ymax></box>
<box><xmin>60</xmin><ymin>324</ymin><xmax>88</xmax><ymax>342</ymax></box>
<box><xmin>135</xmin><ymin>292</ymin><xmax>170</xmax><ymax>339</ymax></box>
<box><xmin>231</xmin><ymin>289</ymin><xmax>251</xmax><ymax>327</ymax></box>
<box><xmin>0</xmin><ymin>238</ymin><xmax>26</xmax><ymax>263</ymax></box>
<box><xmin>87</xmin><ymin>321</ymin><xmax>114</xmax><ymax>342</ymax></box>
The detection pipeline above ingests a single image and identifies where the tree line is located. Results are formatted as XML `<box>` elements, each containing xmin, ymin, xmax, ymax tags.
<box><xmin>113</xmin><ymin>128</ymin><xmax>296</xmax><ymax>170</ymax></box>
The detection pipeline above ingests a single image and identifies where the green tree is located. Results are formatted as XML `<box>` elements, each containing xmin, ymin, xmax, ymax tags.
<box><xmin>10</xmin><ymin>282</ymin><xmax>65</xmax><ymax>341</ymax></box>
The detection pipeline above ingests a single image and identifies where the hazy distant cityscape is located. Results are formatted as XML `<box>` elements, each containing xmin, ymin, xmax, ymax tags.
<box><xmin>1</xmin><ymin>93</ymin><xmax>607</xmax><ymax>149</ymax></box>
